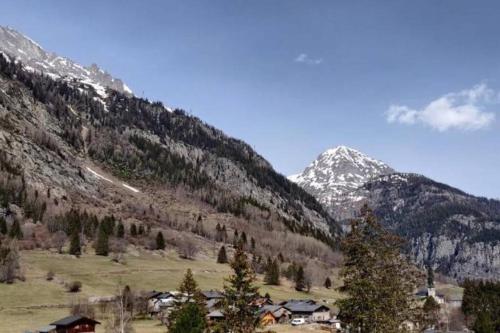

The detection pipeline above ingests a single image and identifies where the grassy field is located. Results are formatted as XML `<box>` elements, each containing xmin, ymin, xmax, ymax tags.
<box><xmin>0</xmin><ymin>249</ymin><xmax>341</xmax><ymax>333</ymax></box>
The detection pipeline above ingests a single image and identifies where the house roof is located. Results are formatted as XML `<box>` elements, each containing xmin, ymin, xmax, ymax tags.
<box><xmin>144</xmin><ymin>290</ymin><xmax>163</xmax><ymax>299</ymax></box>
<box><xmin>36</xmin><ymin>325</ymin><xmax>56</xmax><ymax>333</ymax></box>
<box><xmin>207</xmin><ymin>310</ymin><xmax>224</xmax><ymax>318</ymax></box>
<box><xmin>202</xmin><ymin>290</ymin><xmax>224</xmax><ymax>299</ymax></box>
<box><xmin>50</xmin><ymin>315</ymin><xmax>100</xmax><ymax>327</ymax></box>
<box><xmin>281</xmin><ymin>300</ymin><xmax>329</xmax><ymax>313</ymax></box>
<box><xmin>156</xmin><ymin>292</ymin><xmax>175</xmax><ymax>299</ymax></box>
<box><xmin>206</xmin><ymin>298</ymin><xmax>222</xmax><ymax>310</ymax></box>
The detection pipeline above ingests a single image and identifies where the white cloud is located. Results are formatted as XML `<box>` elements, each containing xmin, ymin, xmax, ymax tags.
<box><xmin>294</xmin><ymin>53</ymin><xmax>323</xmax><ymax>65</ymax></box>
<box><xmin>386</xmin><ymin>84</ymin><xmax>497</xmax><ymax>131</ymax></box>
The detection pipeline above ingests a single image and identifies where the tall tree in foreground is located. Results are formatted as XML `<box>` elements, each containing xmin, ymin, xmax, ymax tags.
<box><xmin>168</xmin><ymin>269</ymin><xmax>207</xmax><ymax>333</ymax></box>
<box><xmin>222</xmin><ymin>245</ymin><xmax>259</xmax><ymax>333</ymax></box>
<box><xmin>336</xmin><ymin>205</ymin><xmax>423</xmax><ymax>333</ymax></box>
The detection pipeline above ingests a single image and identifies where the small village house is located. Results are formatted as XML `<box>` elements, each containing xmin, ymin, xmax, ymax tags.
<box><xmin>48</xmin><ymin>315</ymin><xmax>100</xmax><ymax>333</ymax></box>
<box><xmin>280</xmin><ymin>299</ymin><xmax>331</xmax><ymax>322</ymax></box>
<box><xmin>257</xmin><ymin>305</ymin><xmax>292</xmax><ymax>326</ymax></box>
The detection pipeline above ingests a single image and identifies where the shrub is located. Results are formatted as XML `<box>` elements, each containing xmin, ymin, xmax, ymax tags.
<box><xmin>66</xmin><ymin>281</ymin><xmax>82</xmax><ymax>293</ymax></box>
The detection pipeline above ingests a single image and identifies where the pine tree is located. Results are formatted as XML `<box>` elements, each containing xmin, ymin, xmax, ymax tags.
<box><xmin>69</xmin><ymin>230</ymin><xmax>81</xmax><ymax>256</ymax></box>
<box><xmin>294</xmin><ymin>265</ymin><xmax>306</xmax><ymax>291</ymax></box>
<box><xmin>130</xmin><ymin>224</ymin><xmax>137</xmax><ymax>237</ymax></box>
<box><xmin>95</xmin><ymin>224</ymin><xmax>109</xmax><ymax>256</ymax></box>
<box><xmin>179</xmin><ymin>268</ymin><xmax>199</xmax><ymax>299</ymax></box>
<box><xmin>427</xmin><ymin>265</ymin><xmax>434</xmax><ymax>288</ymax></box>
<box><xmin>336</xmin><ymin>205</ymin><xmax>423</xmax><ymax>332</ymax></box>
<box><xmin>222</xmin><ymin>245</ymin><xmax>259</xmax><ymax>333</ymax></box>
<box><xmin>217</xmin><ymin>245</ymin><xmax>228</xmax><ymax>264</ymax></box>
<box><xmin>138</xmin><ymin>224</ymin><xmax>145</xmax><ymax>235</ymax></box>
<box><xmin>264</xmin><ymin>258</ymin><xmax>280</xmax><ymax>285</ymax></box>
<box><xmin>324</xmin><ymin>277</ymin><xmax>332</xmax><ymax>289</ymax></box>
<box><xmin>422</xmin><ymin>296</ymin><xmax>440</xmax><ymax>328</ymax></box>
<box><xmin>473</xmin><ymin>312</ymin><xmax>495</xmax><ymax>333</ymax></box>
<box><xmin>116</xmin><ymin>222</ymin><xmax>125</xmax><ymax>238</ymax></box>
<box><xmin>0</xmin><ymin>217</ymin><xmax>7</xmax><ymax>235</ymax></box>
<box><xmin>169</xmin><ymin>269</ymin><xmax>207</xmax><ymax>332</ymax></box>
<box><xmin>250</xmin><ymin>237</ymin><xmax>255</xmax><ymax>251</ymax></box>
<box><xmin>156</xmin><ymin>231</ymin><xmax>165</xmax><ymax>250</ymax></box>
<box><xmin>169</xmin><ymin>302</ymin><xmax>207</xmax><ymax>333</ymax></box>
<box><xmin>8</xmin><ymin>220</ymin><xmax>22</xmax><ymax>239</ymax></box>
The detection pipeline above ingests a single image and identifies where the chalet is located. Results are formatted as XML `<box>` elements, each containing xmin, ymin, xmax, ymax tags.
<box><xmin>147</xmin><ymin>291</ymin><xmax>177</xmax><ymax>314</ymax></box>
<box><xmin>201</xmin><ymin>290</ymin><xmax>224</xmax><ymax>301</ymax></box>
<box><xmin>250</xmin><ymin>296</ymin><xmax>273</xmax><ymax>308</ymax></box>
<box><xmin>49</xmin><ymin>315</ymin><xmax>100</xmax><ymax>333</ymax></box>
<box><xmin>207</xmin><ymin>309</ymin><xmax>225</xmax><ymax>323</ymax></box>
<box><xmin>257</xmin><ymin>305</ymin><xmax>292</xmax><ymax>325</ymax></box>
<box><xmin>280</xmin><ymin>299</ymin><xmax>331</xmax><ymax>322</ymax></box>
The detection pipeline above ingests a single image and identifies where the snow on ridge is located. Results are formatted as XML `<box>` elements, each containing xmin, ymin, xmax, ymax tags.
<box><xmin>288</xmin><ymin>145</ymin><xmax>395</xmax><ymax>207</ymax></box>
<box><xmin>0</xmin><ymin>25</ymin><xmax>133</xmax><ymax>96</ymax></box>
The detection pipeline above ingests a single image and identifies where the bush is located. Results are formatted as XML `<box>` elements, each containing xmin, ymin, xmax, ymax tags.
<box><xmin>66</xmin><ymin>281</ymin><xmax>82</xmax><ymax>293</ymax></box>
<box><xmin>46</xmin><ymin>270</ymin><xmax>55</xmax><ymax>281</ymax></box>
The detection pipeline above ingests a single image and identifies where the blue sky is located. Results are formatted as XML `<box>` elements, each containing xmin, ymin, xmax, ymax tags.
<box><xmin>1</xmin><ymin>1</ymin><xmax>499</xmax><ymax>198</ymax></box>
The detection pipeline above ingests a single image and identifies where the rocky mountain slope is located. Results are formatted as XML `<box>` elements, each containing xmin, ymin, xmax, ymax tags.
<box><xmin>0</xmin><ymin>27</ymin><xmax>339</xmax><ymax>261</ymax></box>
<box><xmin>290</xmin><ymin>147</ymin><xmax>500</xmax><ymax>280</ymax></box>
<box><xmin>0</xmin><ymin>26</ymin><xmax>132</xmax><ymax>96</ymax></box>
<box><xmin>288</xmin><ymin>145</ymin><xmax>394</xmax><ymax>217</ymax></box>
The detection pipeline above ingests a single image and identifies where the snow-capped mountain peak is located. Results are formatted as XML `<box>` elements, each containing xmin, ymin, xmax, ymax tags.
<box><xmin>0</xmin><ymin>25</ymin><xmax>132</xmax><ymax>97</ymax></box>
<box><xmin>288</xmin><ymin>145</ymin><xmax>394</xmax><ymax>207</ymax></box>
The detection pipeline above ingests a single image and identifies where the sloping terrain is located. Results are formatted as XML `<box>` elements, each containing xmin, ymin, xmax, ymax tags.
<box><xmin>290</xmin><ymin>146</ymin><xmax>500</xmax><ymax>280</ymax></box>
<box><xmin>337</xmin><ymin>173</ymin><xmax>500</xmax><ymax>280</ymax></box>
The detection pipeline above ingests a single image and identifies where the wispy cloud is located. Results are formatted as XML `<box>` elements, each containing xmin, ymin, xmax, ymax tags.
<box><xmin>294</xmin><ymin>53</ymin><xmax>323</xmax><ymax>65</ymax></box>
<box><xmin>386</xmin><ymin>84</ymin><xmax>497</xmax><ymax>131</ymax></box>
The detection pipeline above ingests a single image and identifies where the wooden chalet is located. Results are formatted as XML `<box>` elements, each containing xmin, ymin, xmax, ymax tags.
<box><xmin>49</xmin><ymin>315</ymin><xmax>100</xmax><ymax>333</ymax></box>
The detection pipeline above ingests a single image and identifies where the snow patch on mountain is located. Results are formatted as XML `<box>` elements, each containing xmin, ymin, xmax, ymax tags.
<box><xmin>288</xmin><ymin>145</ymin><xmax>395</xmax><ymax>210</ymax></box>
<box><xmin>0</xmin><ymin>26</ymin><xmax>132</xmax><ymax>96</ymax></box>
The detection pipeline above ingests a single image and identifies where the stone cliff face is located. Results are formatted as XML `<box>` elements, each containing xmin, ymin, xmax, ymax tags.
<box><xmin>0</xmin><ymin>41</ymin><xmax>338</xmax><ymax>245</ymax></box>
<box><xmin>339</xmin><ymin>173</ymin><xmax>500</xmax><ymax>280</ymax></box>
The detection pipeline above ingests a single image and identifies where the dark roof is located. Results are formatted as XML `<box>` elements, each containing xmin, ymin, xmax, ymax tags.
<box><xmin>156</xmin><ymin>292</ymin><xmax>175</xmax><ymax>299</ymax></box>
<box><xmin>50</xmin><ymin>315</ymin><xmax>100</xmax><ymax>327</ymax></box>
<box><xmin>202</xmin><ymin>290</ymin><xmax>224</xmax><ymax>299</ymax></box>
<box><xmin>281</xmin><ymin>300</ymin><xmax>329</xmax><ymax>313</ymax></box>
<box><xmin>144</xmin><ymin>290</ymin><xmax>163</xmax><ymax>299</ymax></box>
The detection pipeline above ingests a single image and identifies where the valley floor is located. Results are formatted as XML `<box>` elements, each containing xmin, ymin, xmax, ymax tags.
<box><xmin>0</xmin><ymin>249</ymin><xmax>341</xmax><ymax>333</ymax></box>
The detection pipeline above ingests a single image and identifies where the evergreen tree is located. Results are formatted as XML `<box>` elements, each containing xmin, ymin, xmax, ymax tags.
<box><xmin>217</xmin><ymin>245</ymin><xmax>228</xmax><ymax>264</ymax></box>
<box><xmin>324</xmin><ymin>277</ymin><xmax>332</xmax><ymax>289</ymax></box>
<box><xmin>8</xmin><ymin>220</ymin><xmax>22</xmax><ymax>239</ymax></box>
<box><xmin>179</xmin><ymin>268</ymin><xmax>199</xmax><ymax>299</ymax></box>
<box><xmin>95</xmin><ymin>224</ymin><xmax>109</xmax><ymax>256</ymax></box>
<box><xmin>422</xmin><ymin>296</ymin><xmax>440</xmax><ymax>328</ymax></box>
<box><xmin>427</xmin><ymin>265</ymin><xmax>434</xmax><ymax>288</ymax></box>
<box><xmin>156</xmin><ymin>231</ymin><xmax>165</xmax><ymax>250</ymax></box>
<box><xmin>222</xmin><ymin>245</ymin><xmax>259</xmax><ymax>333</ymax></box>
<box><xmin>264</xmin><ymin>258</ymin><xmax>280</xmax><ymax>285</ymax></box>
<box><xmin>0</xmin><ymin>217</ymin><xmax>7</xmax><ymax>235</ymax></box>
<box><xmin>169</xmin><ymin>302</ymin><xmax>207</xmax><ymax>333</ymax></box>
<box><xmin>116</xmin><ymin>222</ymin><xmax>125</xmax><ymax>238</ymax></box>
<box><xmin>336</xmin><ymin>205</ymin><xmax>423</xmax><ymax>332</ymax></box>
<box><xmin>138</xmin><ymin>224</ymin><xmax>145</xmax><ymax>235</ymax></box>
<box><xmin>169</xmin><ymin>269</ymin><xmax>207</xmax><ymax>332</ymax></box>
<box><xmin>473</xmin><ymin>312</ymin><xmax>495</xmax><ymax>333</ymax></box>
<box><xmin>130</xmin><ymin>224</ymin><xmax>137</xmax><ymax>237</ymax></box>
<box><xmin>250</xmin><ymin>237</ymin><xmax>255</xmax><ymax>251</ymax></box>
<box><xmin>69</xmin><ymin>230</ymin><xmax>81</xmax><ymax>256</ymax></box>
<box><xmin>294</xmin><ymin>265</ymin><xmax>306</xmax><ymax>291</ymax></box>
